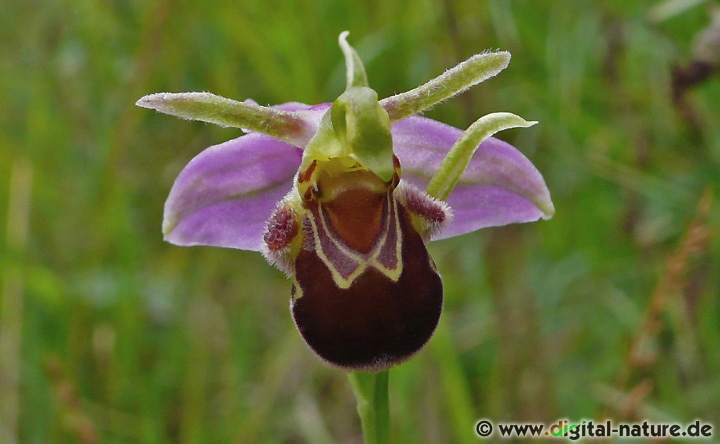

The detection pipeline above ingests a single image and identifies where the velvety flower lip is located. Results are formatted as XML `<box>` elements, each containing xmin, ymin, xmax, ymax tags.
<box><xmin>162</xmin><ymin>103</ymin><xmax>553</xmax><ymax>251</ymax></box>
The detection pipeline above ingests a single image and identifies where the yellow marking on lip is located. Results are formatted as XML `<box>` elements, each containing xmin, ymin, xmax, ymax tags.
<box><xmin>367</xmin><ymin>195</ymin><xmax>403</xmax><ymax>282</ymax></box>
<box><xmin>310</xmin><ymin>209</ymin><xmax>362</xmax><ymax>288</ymax></box>
<box><xmin>306</xmin><ymin>191</ymin><xmax>404</xmax><ymax>290</ymax></box>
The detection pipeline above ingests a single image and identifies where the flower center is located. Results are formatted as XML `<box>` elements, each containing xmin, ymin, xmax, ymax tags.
<box><xmin>310</xmin><ymin>163</ymin><xmax>391</xmax><ymax>254</ymax></box>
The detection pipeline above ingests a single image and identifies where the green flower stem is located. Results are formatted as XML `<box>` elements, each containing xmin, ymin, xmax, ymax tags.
<box><xmin>426</xmin><ymin>112</ymin><xmax>537</xmax><ymax>201</ymax></box>
<box><xmin>135</xmin><ymin>92</ymin><xmax>311</xmax><ymax>146</ymax></box>
<box><xmin>347</xmin><ymin>370</ymin><xmax>390</xmax><ymax>444</ymax></box>
<box><xmin>379</xmin><ymin>51</ymin><xmax>510</xmax><ymax>123</ymax></box>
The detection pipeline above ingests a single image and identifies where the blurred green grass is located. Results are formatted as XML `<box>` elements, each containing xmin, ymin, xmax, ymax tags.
<box><xmin>1</xmin><ymin>0</ymin><xmax>719</xmax><ymax>442</ymax></box>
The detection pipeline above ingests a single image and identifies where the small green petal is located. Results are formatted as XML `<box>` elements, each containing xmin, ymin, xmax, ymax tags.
<box><xmin>331</xmin><ymin>87</ymin><xmax>394</xmax><ymax>182</ymax></box>
<box><xmin>339</xmin><ymin>31</ymin><xmax>370</xmax><ymax>89</ymax></box>
<box><xmin>426</xmin><ymin>112</ymin><xmax>538</xmax><ymax>201</ymax></box>
<box><xmin>135</xmin><ymin>92</ymin><xmax>310</xmax><ymax>146</ymax></box>
<box><xmin>380</xmin><ymin>51</ymin><xmax>511</xmax><ymax>122</ymax></box>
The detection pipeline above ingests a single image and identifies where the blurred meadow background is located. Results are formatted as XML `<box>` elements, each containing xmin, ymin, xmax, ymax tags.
<box><xmin>2</xmin><ymin>0</ymin><xmax>720</xmax><ymax>442</ymax></box>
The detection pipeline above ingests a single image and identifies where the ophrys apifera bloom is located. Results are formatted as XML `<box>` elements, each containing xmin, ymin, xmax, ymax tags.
<box><xmin>137</xmin><ymin>32</ymin><xmax>553</xmax><ymax>371</ymax></box>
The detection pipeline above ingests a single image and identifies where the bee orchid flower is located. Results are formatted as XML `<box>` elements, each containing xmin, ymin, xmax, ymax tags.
<box><xmin>137</xmin><ymin>32</ymin><xmax>554</xmax><ymax>371</ymax></box>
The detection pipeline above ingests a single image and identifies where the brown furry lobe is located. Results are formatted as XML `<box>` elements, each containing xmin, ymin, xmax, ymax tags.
<box><xmin>261</xmin><ymin>203</ymin><xmax>300</xmax><ymax>275</ymax></box>
<box><xmin>396</xmin><ymin>182</ymin><xmax>452</xmax><ymax>241</ymax></box>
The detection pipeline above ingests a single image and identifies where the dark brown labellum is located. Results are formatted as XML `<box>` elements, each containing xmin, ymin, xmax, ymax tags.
<box><xmin>291</xmin><ymin>189</ymin><xmax>443</xmax><ymax>371</ymax></box>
